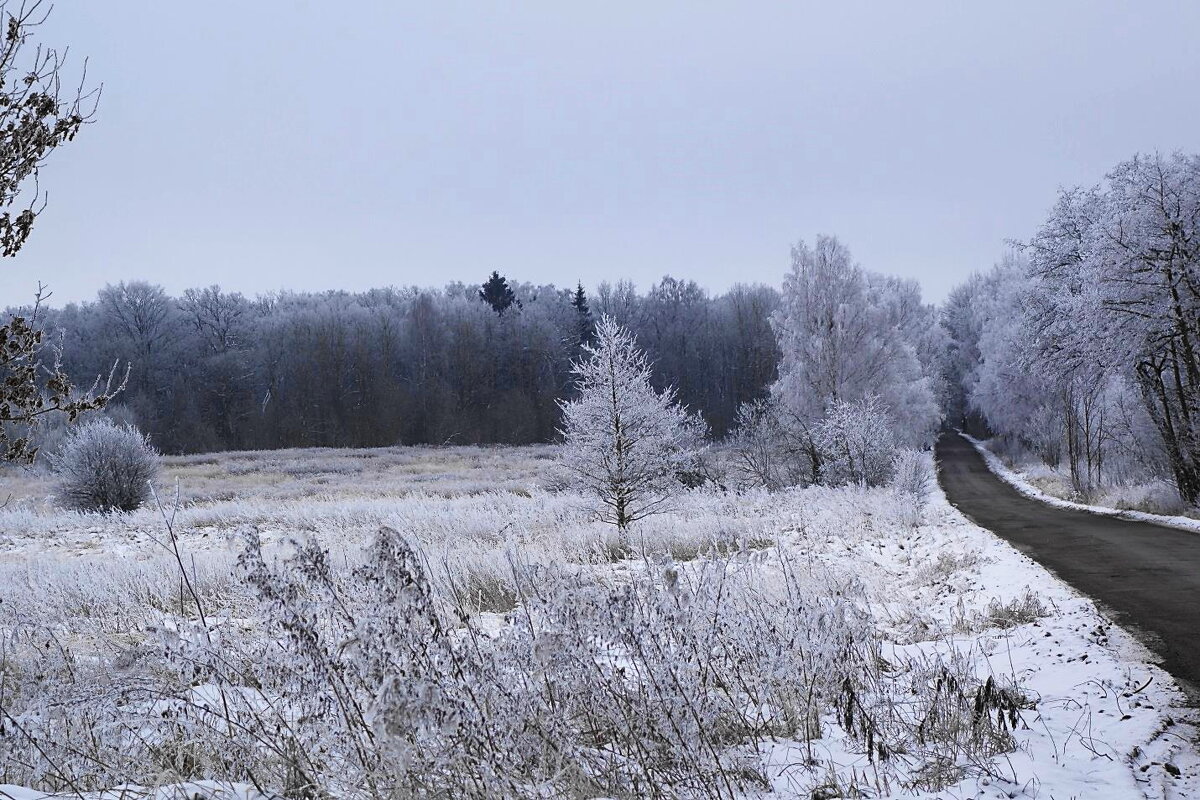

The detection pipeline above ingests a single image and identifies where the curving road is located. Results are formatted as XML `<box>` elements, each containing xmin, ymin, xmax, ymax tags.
<box><xmin>935</xmin><ymin>432</ymin><xmax>1200</xmax><ymax>696</ymax></box>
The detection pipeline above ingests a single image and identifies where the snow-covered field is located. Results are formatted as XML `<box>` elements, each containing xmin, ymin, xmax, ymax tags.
<box><xmin>1</xmin><ymin>446</ymin><xmax>1197</xmax><ymax>799</ymax></box>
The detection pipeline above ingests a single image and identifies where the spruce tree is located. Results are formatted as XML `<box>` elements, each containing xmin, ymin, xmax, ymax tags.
<box><xmin>479</xmin><ymin>271</ymin><xmax>518</xmax><ymax>315</ymax></box>
<box><xmin>570</xmin><ymin>281</ymin><xmax>594</xmax><ymax>344</ymax></box>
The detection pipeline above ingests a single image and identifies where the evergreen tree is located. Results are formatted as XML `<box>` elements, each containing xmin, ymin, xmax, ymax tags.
<box><xmin>570</xmin><ymin>281</ymin><xmax>593</xmax><ymax>344</ymax></box>
<box><xmin>479</xmin><ymin>271</ymin><xmax>518</xmax><ymax>315</ymax></box>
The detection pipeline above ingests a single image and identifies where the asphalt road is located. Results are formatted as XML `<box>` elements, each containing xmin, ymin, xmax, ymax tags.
<box><xmin>935</xmin><ymin>432</ymin><xmax>1200</xmax><ymax>695</ymax></box>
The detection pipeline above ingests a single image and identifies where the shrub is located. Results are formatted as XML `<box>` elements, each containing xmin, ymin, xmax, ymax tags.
<box><xmin>814</xmin><ymin>396</ymin><xmax>898</xmax><ymax>487</ymax></box>
<box><xmin>729</xmin><ymin>398</ymin><xmax>816</xmax><ymax>490</ymax></box>
<box><xmin>30</xmin><ymin>404</ymin><xmax>141</xmax><ymax>474</ymax></box>
<box><xmin>891</xmin><ymin>448</ymin><xmax>936</xmax><ymax>527</ymax></box>
<box><xmin>51</xmin><ymin>418</ymin><xmax>161</xmax><ymax>512</ymax></box>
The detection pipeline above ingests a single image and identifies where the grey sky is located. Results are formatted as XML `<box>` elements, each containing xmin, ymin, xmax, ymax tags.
<box><xmin>4</xmin><ymin>1</ymin><xmax>1198</xmax><ymax>306</ymax></box>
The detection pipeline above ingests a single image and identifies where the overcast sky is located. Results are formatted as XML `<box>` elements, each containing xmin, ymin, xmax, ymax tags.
<box><xmin>3</xmin><ymin>1</ymin><xmax>1198</xmax><ymax>306</ymax></box>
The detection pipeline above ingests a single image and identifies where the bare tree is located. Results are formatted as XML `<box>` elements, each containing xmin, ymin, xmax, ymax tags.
<box><xmin>99</xmin><ymin>282</ymin><xmax>173</xmax><ymax>360</ymax></box>
<box><xmin>0</xmin><ymin>0</ymin><xmax>98</xmax><ymax>256</ymax></box>
<box><xmin>0</xmin><ymin>1</ymin><xmax>103</xmax><ymax>461</ymax></box>
<box><xmin>1</xmin><ymin>285</ymin><xmax>122</xmax><ymax>463</ymax></box>
<box><xmin>179</xmin><ymin>284</ymin><xmax>248</xmax><ymax>354</ymax></box>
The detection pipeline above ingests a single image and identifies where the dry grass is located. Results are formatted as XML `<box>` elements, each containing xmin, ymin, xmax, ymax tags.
<box><xmin>0</xmin><ymin>446</ymin><xmax>1048</xmax><ymax>798</ymax></box>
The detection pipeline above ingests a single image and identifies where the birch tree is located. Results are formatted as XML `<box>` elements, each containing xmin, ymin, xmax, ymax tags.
<box><xmin>1027</xmin><ymin>153</ymin><xmax>1200</xmax><ymax>502</ymax></box>
<box><xmin>770</xmin><ymin>235</ymin><xmax>942</xmax><ymax>452</ymax></box>
<box><xmin>558</xmin><ymin>316</ymin><xmax>705</xmax><ymax>529</ymax></box>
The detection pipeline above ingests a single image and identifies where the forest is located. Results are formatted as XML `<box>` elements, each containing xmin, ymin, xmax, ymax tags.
<box><xmin>12</xmin><ymin>276</ymin><xmax>781</xmax><ymax>453</ymax></box>
<box><xmin>5</xmin><ymin>152</ymin><xmax>1196</xmax><ymax>518</ymax></box>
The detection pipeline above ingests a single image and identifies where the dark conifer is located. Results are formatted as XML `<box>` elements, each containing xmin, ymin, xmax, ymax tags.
<box><xmin>479</xmin><ymin>271</ymin><xmax>518</xmax><ymax>315</ymax></box>
<box><xmin>570</xmin><ymin>281</ymin><xmax>594</xmax><ymax>344</ymax></box>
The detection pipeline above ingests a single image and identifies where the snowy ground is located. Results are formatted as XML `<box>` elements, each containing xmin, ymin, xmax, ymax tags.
<box><xmin>963</xmin><ymin>434</ymin><xmax>1200</xmax><ymax>536</ymax></box>
<box><xmin>1</xmin><ymin>446</ymin><xmax>1197</xmax><ymax>798</ymax></box>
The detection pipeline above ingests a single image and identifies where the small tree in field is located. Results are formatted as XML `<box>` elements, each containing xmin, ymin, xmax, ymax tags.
<box><xmin>558</xmin><ymin>316</ymin><xmax>705</xmax><ymax>529</ymax></box>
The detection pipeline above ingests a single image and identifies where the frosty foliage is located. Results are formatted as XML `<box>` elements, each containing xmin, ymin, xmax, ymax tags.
<box><xmin>945</xmin><ymin>153</ymin><xmax>1200</xmax><ymax>505</ymax></box>
<box><xmin>770</xmin><ymin>236</ymin><xmax>944</xmax><ymax>452</ymax></box>
<box><xmin>890</xmin><ymin>448</ymin><xmax>936</xmax><ymax>528</ymax></box>
<box><xmin>223</xmin><ymin>527</ymin><xmax>881</xmax><ymax>797</ymax></box>
<box><xmin>0</xmin><ymin>515</ymin><xmax>1026</xmax><ymax>798</ymax></box>
<box><xmin>813</xmin><ymin>396</ymin><xmax>898</xmax><ymax>487</ymax></box>
<box><xmin>50</xmin><ymin>418</ymin><xmax>161</xmax><ymax>512</ymax></box>
<box><xmin>891</xmin><ymin>448</ymin><xmax>935</xmax><ymax>498</ymax></box>
<box><xmin>558</xmin><ymin>316</ymin><xmax>706</xmax><ymax>528</ymax></box>
<box><xmin>1026</xmin><ymin>153</ymin><xmax>1200</xmax><ymax>502</ymax></box>
<box><xmin>12</xmin><ymin>445</ymin><xmax>1169</xmax><ymax>797</ymax></box>
<box><xmin>742</xmin><ymin>236</ymin><xmax>943</xmax><ymax>492</ymax></box>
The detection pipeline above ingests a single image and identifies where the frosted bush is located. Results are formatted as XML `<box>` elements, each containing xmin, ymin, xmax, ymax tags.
<box><xmin>50</xmin><ymin>418</ymin><xmax>161</xmax><ymax>512</ymax></box>
<box><xmin>814</xmin><ymin>396</ymin><xmax>898</xmax><ymax>487</ymax></box>
<box><xmin>729</xmin><ymin>398</ymin><xmax>814</xmax><ymax>490</ymax></box>
<box><xmin>1103</xmin><ymin>480</ymin><xmax>1190</xmax><ymax>516</ymax></box>
<box><xmin>891</xmin><ymin>449</ymin><xmax>936</xmax><ymax>527</ymax></box>
<box><xmin>892</xmin><ymin>448</ymin><xmax>934</xmax><ymax>496</ymax></box>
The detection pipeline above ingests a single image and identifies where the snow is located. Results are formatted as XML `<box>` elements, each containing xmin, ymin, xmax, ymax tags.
<box><xmin>1</xmin><ymin>446</ymin><xmax>1198</xmax><ymax>798</ymax></box>
<box><xmin>746</xmin><ymin>471</ymin><xmax>1200</xmax><ymax>799</ymax></box>
<box><xmin>962</xmin><ymin>433</ymin><xmax>1200</xmax><ymax>536</ymax></box>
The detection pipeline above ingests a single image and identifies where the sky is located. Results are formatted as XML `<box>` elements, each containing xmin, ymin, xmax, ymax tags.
<box><xmin>2</xmin><ymin>1</ymin><xmax>1198</xmax><ymax>306</ymax></box>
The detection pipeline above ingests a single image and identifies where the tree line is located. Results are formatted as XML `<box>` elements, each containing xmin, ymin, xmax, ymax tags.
<box><xmin>11</xmin><ymin>275</ymin><xmax>780</xmax><ymax>454</ymax></box>
<box><xmin>943</xmin><ymin>152</ymin><xmax>1200</xmax><ymax>504</ymax></box>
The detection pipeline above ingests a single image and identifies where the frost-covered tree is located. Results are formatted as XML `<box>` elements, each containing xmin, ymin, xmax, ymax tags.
<box><xmin>940</xmin><ymin>276</ymin><xmax>986</xmax><ymax>432</ymax></box>
<box><xmin>1025</xmin><ymin>153</ymin><xmax>1200</xmax><ymax>501</ymax></box>
<box><xmin>728</xmin><ymin>397</ymin><xmax>813</xmax><ymax>490</ymax></box>
<box><xmin>943</xmin><ymin>156</ymin><xmax>1200</xmax><ymax>501</ymax></box>
<box><xmin>179</xmin><ymin>284</ymin><xmax>249</xmax><ymax>354</ymax></box>
<box><xmin>558</xmin><ymin>316</ymin><xmax>705</xmax><ymax>529</ymax></box>
<box><xmin>965</xmin><ymin>256</ymin><xmax>1065</xmax><ymax>462</ymax></box>
<box><xmin>769</xmin><ymin>235</ymin><xmax>942</xmax><ymax>452</ymax></box>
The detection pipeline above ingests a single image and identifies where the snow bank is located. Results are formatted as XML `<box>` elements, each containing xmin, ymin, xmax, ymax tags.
<box><xmin>962</xmin><ymin>432</ymin><xmax>1200</xmax><ymax>535</ymax></box>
